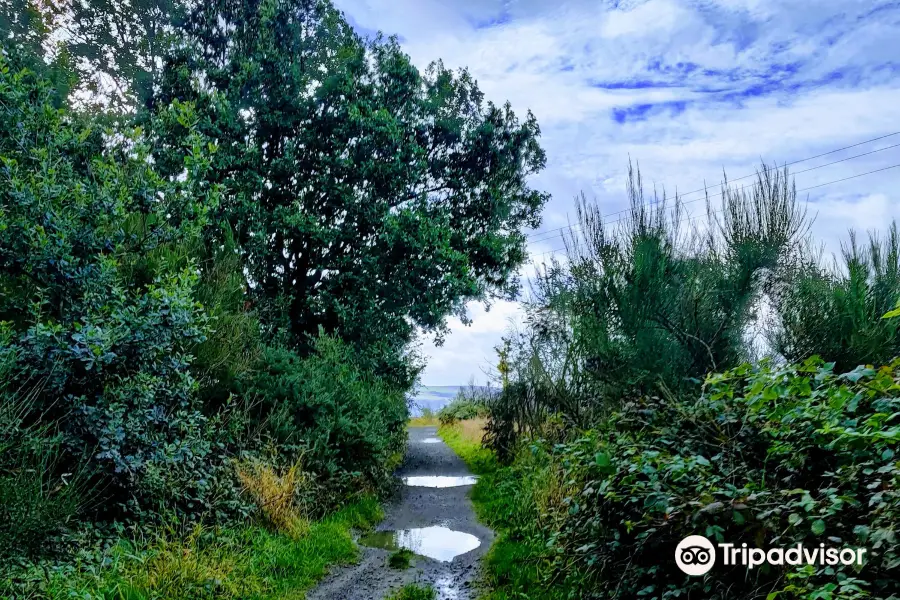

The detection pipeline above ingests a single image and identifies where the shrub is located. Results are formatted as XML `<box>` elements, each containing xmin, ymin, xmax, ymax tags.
<box><xmin>770</xmin><ymin>223</ymin><xmax>900</xmax><ymax>372</ymax></box>
<box><xmin>487</xmin><ymin>163</ymin><xmax>811</xmax><ymax>450</ymax></box>
<box><xmin>0</xmin><ymin>49</ymin><xmax>246</xmax><ymax>518</ymax></box>
<box><xmin>494</xmin><ymin>358</ymin><xmax>899</xmax><ymax>599</ymax></box>
<box><xmin>242</xmin><ymin>333</ymin><xmax>409</xmax><ymax>510</ymax></box>
<box><xmin>437</xmin><ymin>393</ymin><xmax>490</xmax><ymax>425</ymax></box>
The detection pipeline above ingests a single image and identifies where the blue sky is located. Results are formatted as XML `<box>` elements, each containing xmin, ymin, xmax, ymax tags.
<box><xmin>334</xmin><ymin>0</ymin><xmax>900</xmax><ymax>386</ymax></box>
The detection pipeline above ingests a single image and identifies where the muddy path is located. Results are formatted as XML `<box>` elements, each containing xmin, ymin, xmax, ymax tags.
<box><xmin>307</xmin><ymin>425</ymin><xmax>493</xmax><ymax>600</ymax></box>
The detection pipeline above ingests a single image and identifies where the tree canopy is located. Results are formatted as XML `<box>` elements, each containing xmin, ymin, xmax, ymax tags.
<box><xmin>147</xmin><ymin>0</ymin><xmax>548</xmax><ymax>383</ymax></box>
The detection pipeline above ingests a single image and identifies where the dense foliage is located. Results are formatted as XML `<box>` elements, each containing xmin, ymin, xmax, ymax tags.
<box><xmin>487</xmin><ymin>359</ymin><xmax>898</xmax><ymax>599</ymax></box>
<box><xmin>0</xmin><ymin>0</ymin><xmax>547</xmax><ymax>593</ymax></box>
<box><xmin>0</xmin><ymin>49</ymin><xmax>231</xmax><ymax>519</ymax></box>
<box><xmin>770</xmin><ymin>225</ymin><xmax>900</xmax><ymax>372</ymax></box>
<box><xmin>147</xmin><ymin>0</ymin><xmax>548</xmax><ymax>386</ymax></box>
<box><xmin>473</xmin><ymin>167</ymin><xmax>900</xmax><ymax>599</ymax></box>
<box><xmin>437</xmin><ymin>384</ymin><xmax>493</xmax><ymax>425</ymax></box>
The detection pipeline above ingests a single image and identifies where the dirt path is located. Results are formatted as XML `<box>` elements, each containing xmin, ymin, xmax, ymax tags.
<box><xmin>307</xmin><ymin>425</ymin><xmax>493</xmax><ymax>600</ymax></box>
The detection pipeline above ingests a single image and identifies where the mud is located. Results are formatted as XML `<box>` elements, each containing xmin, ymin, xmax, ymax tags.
<box><xmin>306</xmin><ymin>426</ymin><xmax>493</xmax><ymax>600</ymax></box>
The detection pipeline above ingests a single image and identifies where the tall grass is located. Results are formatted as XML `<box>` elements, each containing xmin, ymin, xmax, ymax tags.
<box><xmin>5</xmin><ymin>498</ymin><xmax>383</xmax><ymax>600</ymax></box>
<box><xmin>0</xmin><ymin>383</ymin><xmax>93</xmax><ymax>560</ymax></box>
<box><xmin>235</xmin><ymin>457</ymin><xmax>310</xmax><ymax>539</ymax></box>
<box><xmin>388</xmin><ymin>583</ymin><xmax>436</xmax><ymax>600</ymax></box>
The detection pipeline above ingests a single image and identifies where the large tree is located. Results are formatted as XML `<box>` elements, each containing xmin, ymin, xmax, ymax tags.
<box><xmin>149</xmin><ymin>0</ymin><xmax>548</xmax><ymax>384</ymax></box>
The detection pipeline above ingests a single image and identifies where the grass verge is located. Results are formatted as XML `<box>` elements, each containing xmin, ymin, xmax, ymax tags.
<box><xmin>4</xmin><ymin>498</ymin><xmax>382</xmax><ymax>600</ymax></box>
<box><xmin>437</xmin><ymin>421</ymin><xmax>573</xmax><ymax>600</ymax></box>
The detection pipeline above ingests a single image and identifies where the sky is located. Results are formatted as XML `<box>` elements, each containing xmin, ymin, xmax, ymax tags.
<box><xmin>333</xmin><ymin>0</ymin><xmax>900</xmax><ymax>386</ymax></box>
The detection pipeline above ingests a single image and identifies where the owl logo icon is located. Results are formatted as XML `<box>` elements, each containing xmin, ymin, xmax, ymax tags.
<box><xmin>675</xmin><ymin>535</ymin><xmax>716</xmax><ymax>576</ymax></box>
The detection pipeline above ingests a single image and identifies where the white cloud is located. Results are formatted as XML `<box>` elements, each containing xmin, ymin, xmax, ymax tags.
<box><xmin>416</xmin><ymin>300</ymin><xmax>525</xmax><ymax>386</ymax></box>
<box><xmin>335</xmin><ymin>0</ymin><xmax>900</xmax><ymax>384</ymax></box>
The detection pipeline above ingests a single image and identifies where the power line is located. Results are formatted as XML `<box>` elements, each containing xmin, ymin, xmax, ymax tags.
<box><xmin>530</xmin><ymin>161</ymin><xmax>900</xmax><ymax>260</ymax></box>
<box><xmin>527</xmin><ymin>131</ymin><xmax>900</xmax><ymax>244</ymax></box>
<box><xmin>531</xmin><ymin>141</ymin><xmax>900</xmax><ymax>246</ymax></box>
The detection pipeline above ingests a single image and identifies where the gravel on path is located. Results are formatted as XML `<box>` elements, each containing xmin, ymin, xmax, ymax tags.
<box><xmin>306</xmin><ymin>425</ymin><xmax>493</xmax><ymax>600</ymax></box>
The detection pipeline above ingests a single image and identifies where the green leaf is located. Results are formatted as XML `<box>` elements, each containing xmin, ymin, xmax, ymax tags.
<box><xmin>811</xmin><ymin>519</ymin><xmax>826</xmax><ymax>535</ymax></box>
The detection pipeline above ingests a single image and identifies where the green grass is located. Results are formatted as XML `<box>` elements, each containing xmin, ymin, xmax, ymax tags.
<box><xmin>437</xmin><ymin>422</ymin><xmax>573</xmax><ymax>600</ymax></box>
<box><xmin>7</xmin><ymin>498</ymin><xmax>383</xmax><ymax>600</ymax></box>
<box><xmin>387</xmin><ymin>548</ymin><xmax>415</xmax><ymax>569</ymax></box>
<box><xmin>386</xmin><ymin>583</ymin><xmax>436</xmax><ymax>600</ymax></box>
<box><xmin>436</xmin><ymin>420</ymin><xmax>494</xmax><ymax>475</ymax></box>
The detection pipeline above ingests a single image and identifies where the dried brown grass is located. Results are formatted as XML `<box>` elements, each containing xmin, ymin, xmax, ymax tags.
<box><xmin>235</xmin><ymin>457</ymin><xmax>310</xmax><ymax>539</ymax></box>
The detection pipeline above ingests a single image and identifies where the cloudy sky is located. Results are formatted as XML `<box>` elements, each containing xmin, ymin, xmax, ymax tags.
<box><xmin>334</xmin><ymin>0</ymin><xmax>900</xmax><ymax>386</ymax></box>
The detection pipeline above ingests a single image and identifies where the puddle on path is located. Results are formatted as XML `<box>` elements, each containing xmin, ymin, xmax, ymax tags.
<box><xmin>358</xmin><ymin>526</ymin><xmax>481</xmax><ymax>562</ymax></box>
<box><xmin>420</xmin><ymin>437</ymin><xmax>442</xmax><ymax>444</ymax></box>
<box><xmin>435</xmin><ymin>574</ymin><xmax>459</xmax><ymax>599</ymax></box>
<box><xmin>403</xmin><ymin>475</ymin><xmax>478</xmax><ymax>487</ymax></box>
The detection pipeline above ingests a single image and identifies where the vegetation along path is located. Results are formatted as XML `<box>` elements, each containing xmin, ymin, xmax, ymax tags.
<box><xmin>308</xmin><ymin>426</ymin><xmax>493</xmax><ymax>599</ymax></box>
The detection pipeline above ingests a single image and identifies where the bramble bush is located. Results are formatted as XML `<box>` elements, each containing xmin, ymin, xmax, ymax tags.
<box><xmin>486</xmin><ymin>358</ymin><xmax>899</xmax><ymax>599</ymax></box>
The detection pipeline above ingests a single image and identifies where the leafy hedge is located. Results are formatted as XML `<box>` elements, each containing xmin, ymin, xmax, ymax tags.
<box><xmin>0</xmin><ymin>50</ymin><xmax>239</xmax><ymax>518</ymax></box>
<box><xmin>241</xmin><ymin>335</ymin><xmax>409</xmax><ymax>510</ymax></box>
<box><xmin>487</xmin><ymin>358</ymin><xmax>899</xmax><ymax>599</ymax></box>
<box><xmin>0</xmin><ymin>50</ymin><xmax>409</xmax><ymax>560</ymax></box>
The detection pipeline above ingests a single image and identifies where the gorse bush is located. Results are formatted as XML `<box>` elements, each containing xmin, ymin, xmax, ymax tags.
<box><xmin>484</xmin><ymin>164</ymin><xmax>812</xmax><ymax>458</ymax></box>
<box><xmin>770</xmin><ymin>223</ymin><xmax>900</xmax><ymax>372</ymax></box>
<box><xmin>476</xmin><ymin>163</ymin><xmax>900</xmax><ymax>599</ymax></box>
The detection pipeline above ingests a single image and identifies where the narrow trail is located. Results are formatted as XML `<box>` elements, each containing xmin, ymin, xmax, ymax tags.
<box><xmin>307</xmin><ymin>426</ymin><xmax>493</xmax><ymax>600</ymax></box>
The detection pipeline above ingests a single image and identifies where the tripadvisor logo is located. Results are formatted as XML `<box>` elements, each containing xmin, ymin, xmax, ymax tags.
<box><xmin>676</xmin><ymin>535</ymin><xmax>716</xmax><ymax>575</ymax></box>
<box><xmin>675</xmin><ymin>535</ymin><xmax>867</xmax><ymax>576</ymax></box>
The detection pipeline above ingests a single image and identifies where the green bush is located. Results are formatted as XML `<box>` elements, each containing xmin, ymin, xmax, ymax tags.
<box><xmin>242</xmin><ymin>334</ymin><xmax>409</xmax><ymax>510</ymax></box>
<box><xmin>488</xmin><ymin>358</ymin><xmax>899</xmax><ymax>599</ymax></box>
<box><xmin>770</xmin><ymin>224</ymin><xmax>900</xmax><ymax>372</ymax></box>
<box><xmin>0</xmin><ymin>49</ymin><xmax>242</xmax><ymax>518</ymax></box>
<box><xmin>437</xmin><ymin>386</ymin><xmax>491</xmax><ymax>425</ymax></box>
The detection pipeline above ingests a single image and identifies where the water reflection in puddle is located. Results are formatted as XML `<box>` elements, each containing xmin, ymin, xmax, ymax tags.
<box><xmin>403</xmin><ymin>475</ymin><xmax>477</xmax><ymax>487</ymax></box>
<box><xmin>435</xmin><ymin>574</ymin><xmax>459</xmax><ymax>599</ymax></box>
<box><xmin>421</xmin><ymin>437</ymin><xmax>442</xmax><ymax>444</ymax></box>
<box><xmin>358</xmin><ymin>526</ymin><xmax>480</xmax><ymax>562</ymax></box>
